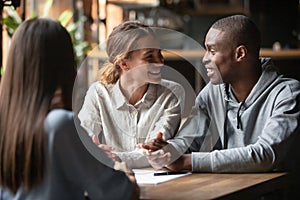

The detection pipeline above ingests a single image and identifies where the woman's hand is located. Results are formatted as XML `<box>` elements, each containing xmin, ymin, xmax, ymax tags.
<box><xmin>144</xmin><ymin>149</ymin><xmax>171</xmax><ymax>170</ymax></box>
<box><xmin>92</xmin><ymin>135</ymin><xmax>121</xmax><ymax>162</ymax></box>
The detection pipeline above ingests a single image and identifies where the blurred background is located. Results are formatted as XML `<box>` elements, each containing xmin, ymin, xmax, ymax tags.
<box><xmin>1</xmin><ymin>0</ymin><xmax>299</xmax><ymax>92</ymax></box>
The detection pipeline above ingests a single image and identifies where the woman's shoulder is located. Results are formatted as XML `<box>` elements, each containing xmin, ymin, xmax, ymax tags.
<box><xmin>88</xmin><ymin>81</ymin><xmax>107</xmax><ymax>91</ymax></box>
<box><xmin>159</xmin><ymin>79</ymin><xmax>185</xmax><ymax>95</ymax></box>
<box><xmin>44</xmin><ymin>109</ymin><xmax>75</xmax><ymax>134</ymax></box>
<box><xmin>161</xmin><ymin>79</ymin><xmax>183</xmax><ymax>87</ymax></box>
<box><xmin>46</xmin><ymin>109</ymin><xmax>73</xmax><ymax>122</ymax></box>
<box><xmin>86</xmin><ymin>81</ymin><xmax>116</xmax><ymax>96</ymax></box>
<box><xmin>89</xmin><ymin>81</ymin><xmax>116</xmax><ymax>90</ymax></box>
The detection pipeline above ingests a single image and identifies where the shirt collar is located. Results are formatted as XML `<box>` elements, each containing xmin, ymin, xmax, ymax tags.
<box><xmin>142</xmin><ymin>84</ymin><xmax>157</xmax><ymax>108</ymax></box>
<box><xmin>111</xmin><ymin>81</ymin><xmax>157</xmax><ymax>109</ymax></box>
<box><xmin>111</xmin><ymin>80</ymin><xmax>128</xmax><ymax>109</ymax></box>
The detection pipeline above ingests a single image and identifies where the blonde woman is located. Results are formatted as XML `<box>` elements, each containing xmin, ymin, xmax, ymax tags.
<box><xmin>78</xmin><ymin>21</ymin><xmax>184</xmax><ymax>168</ymax></box>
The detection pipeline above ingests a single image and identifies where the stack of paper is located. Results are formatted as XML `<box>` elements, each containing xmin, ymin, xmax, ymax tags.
<box><xmin>132</xmin><ymin>168</ymin><xmax>191</xmax><ymax>184</ymax></box>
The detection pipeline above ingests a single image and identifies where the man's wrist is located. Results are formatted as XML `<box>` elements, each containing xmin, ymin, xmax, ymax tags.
<box><xmin>182</xmin><ymin>154</ymin><xmax>192</xmax><ymax>170</ymax></box>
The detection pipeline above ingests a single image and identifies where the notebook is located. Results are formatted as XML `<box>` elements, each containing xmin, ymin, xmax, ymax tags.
<box><xmin>132</xmin><ymin>168</ymin><xmax>191</xmax><ymax>184</ymax></box>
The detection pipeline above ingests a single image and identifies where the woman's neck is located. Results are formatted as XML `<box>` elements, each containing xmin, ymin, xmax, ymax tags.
<box><xmin>128</xmin><ymin>84</ymin><xmax>148</xmax><ymax>105</ymax></box>
<box><xmin>120</xmin><ymin>77</ymin><xmax>148</xmax><ymax>105</ymax></box>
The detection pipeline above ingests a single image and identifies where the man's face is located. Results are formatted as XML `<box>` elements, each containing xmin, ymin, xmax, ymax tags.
<box><xmin>202</xmin><ymin>28</ymin><xmax>235</xmax><ymax>84</ymax></box>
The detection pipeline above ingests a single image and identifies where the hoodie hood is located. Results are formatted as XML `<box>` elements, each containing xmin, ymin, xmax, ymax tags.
<box><xmin>243</xmin><ymin>57</ymin><xmax>280</xmax><ymax>106</ymax></box>
<box><xmin>224</xmin><ymin>57</ymin><xmax>281</xmax><ymax>130</ymax></box>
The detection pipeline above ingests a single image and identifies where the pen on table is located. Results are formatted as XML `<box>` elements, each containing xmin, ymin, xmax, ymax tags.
<box><xmin>153</xmin><ymin>171</ymin><xmax>188</xmax><ymax>176</ymax></box>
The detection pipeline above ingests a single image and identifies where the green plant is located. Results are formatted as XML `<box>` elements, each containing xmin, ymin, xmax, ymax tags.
<box><xmin>2</xmin><ymin>0</ymin><xmax>90</xmax><ymax>66</ymax></box>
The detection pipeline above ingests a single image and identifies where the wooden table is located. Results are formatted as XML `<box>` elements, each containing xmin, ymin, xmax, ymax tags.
<box><xmin>139</xmin><ymin>172</ymin><xmax>287</xmax><ymax>200</ymax></box>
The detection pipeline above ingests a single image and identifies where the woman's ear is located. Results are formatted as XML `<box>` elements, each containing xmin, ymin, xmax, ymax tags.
<box><xmin>50</xmin><ymin>88</ymin><xmax>64</xmax><ymax>110</ymax></box>
<box><xmin>117</xmin><ymin>59</ymin><xmax>129</xmax><ymax>71</ymax></box>
<box><xmin>235</xmin><ymin>45</ymin><xmax>247</xmax><ymax>62</ymax></box>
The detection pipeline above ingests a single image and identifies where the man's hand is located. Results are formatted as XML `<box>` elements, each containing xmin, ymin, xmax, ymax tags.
<box><xmin>138</xmin><ymin>132</ymin><xmax>168</xmax><ymax>152</ymax></box>
<box><xmin>144</xmin><ymin>149</ymin><xmax>171</xmax><ymax>170</ymax></box>
<box><xmin>92</xmin><ymin>134</ymin><xmax>121</xmax><ymax>162</ymax></box>
<box><xmin>136</xmin><ymin>132</ymin><xmax>171</xmax><ymax>169</ymax></box>
<box><xmin>165</xmin><ymin>154</ymin><xmax>192</xmax><ymax>171</ymax></box>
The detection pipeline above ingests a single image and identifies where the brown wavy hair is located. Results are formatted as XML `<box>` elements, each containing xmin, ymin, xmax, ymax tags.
<box><xmin>99</xmin><ymin>20</ymin><xmax>155</xmax><ymax>85</ymax></box>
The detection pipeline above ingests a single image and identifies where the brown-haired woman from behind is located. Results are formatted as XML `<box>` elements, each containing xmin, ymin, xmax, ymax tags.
<box><xmin>0</xmin><ymin>18</ymin><xmax>139</xmax><ymax>200</ymax></box>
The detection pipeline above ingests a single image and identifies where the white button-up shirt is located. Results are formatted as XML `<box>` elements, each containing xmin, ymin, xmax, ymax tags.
<box><xmin>78</xmin><ymin>79</ymin><xmax>184</xmax><ymax>168</ymax></box>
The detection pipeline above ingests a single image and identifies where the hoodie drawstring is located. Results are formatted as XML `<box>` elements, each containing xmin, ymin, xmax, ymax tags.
<box><xmin>237</xmin><ymin>100</ymin><xmax>245</xmax><ymax>130</ymax></box>
<box><xmin>224</xmin><ymin>84</ymin><xmax>245</xmax><ymax>130</ymax></box>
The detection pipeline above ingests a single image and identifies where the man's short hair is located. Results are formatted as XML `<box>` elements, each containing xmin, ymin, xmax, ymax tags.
<box><xmin>211</xmin><ymin>15</ymin><xmax>261</xmax><ymax>54</ymax></box>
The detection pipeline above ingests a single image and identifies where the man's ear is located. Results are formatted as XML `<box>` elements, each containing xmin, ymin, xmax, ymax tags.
<box><xmin>235</xmin><ymin>45</ymin><xmax>247</xmax><ymax>62</ymax></box>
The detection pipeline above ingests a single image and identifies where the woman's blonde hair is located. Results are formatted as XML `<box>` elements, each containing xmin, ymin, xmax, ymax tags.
<box><xmin>99</xmin><ymin>21</ymin><xmax>155</xmax><ymax>85</ymax></box>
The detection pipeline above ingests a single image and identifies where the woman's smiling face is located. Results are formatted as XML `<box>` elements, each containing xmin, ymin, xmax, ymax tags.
<box><xmin>123</xmin><ymin>36</ymin><xmax>164</xmax><ymax>84</ymax></box>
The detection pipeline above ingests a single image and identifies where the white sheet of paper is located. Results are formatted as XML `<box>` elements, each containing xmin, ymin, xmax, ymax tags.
<box><xmin>132</xmin><ymin>168</ymin><xmax>191</xmax><ymax>184</ymax></box>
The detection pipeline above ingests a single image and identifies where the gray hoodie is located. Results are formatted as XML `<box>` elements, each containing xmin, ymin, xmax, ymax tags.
<box><xmin>168</xmin><ymin>58</ymin><xmax>300</xmax><ymax>172</ymax></box>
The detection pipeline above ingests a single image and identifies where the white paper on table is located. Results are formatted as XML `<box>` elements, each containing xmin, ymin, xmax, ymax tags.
<box><xmin>132</xmin><ymin>168</ymin><xmax>191</xmax><ymax>184</ymax></box>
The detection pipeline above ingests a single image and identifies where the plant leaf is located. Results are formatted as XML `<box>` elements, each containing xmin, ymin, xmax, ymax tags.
<box><xmin>3</xmin><ymin>16</ymin><xmax>20</xmax><ymax>37</ymax></box>
<box><xmin>58</xmin><ymin>10</ymin><xmax>73</xmax><ymax>27</ymax></box>
<box><xmin>4</xmin><ymin>6</ymin><xmax>22</xmax><ymax>24</ymax></box>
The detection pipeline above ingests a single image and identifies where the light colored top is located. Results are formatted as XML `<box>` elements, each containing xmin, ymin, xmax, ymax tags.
<box><xmin>168</xmin><ymin>58</ymin><xmax>300</xmax><ymax>172</ymax></box>
<box><xmin>78</xmin><ymin>79</ymin><xmax>184</xmax><ymax>168</ymax></box>
<box><xmin>0</xmin><ymin>109</ymin><xmax>133</xmax><ymax>200</ymax></box>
